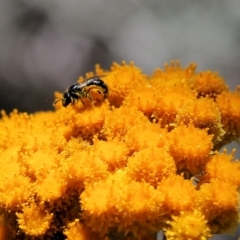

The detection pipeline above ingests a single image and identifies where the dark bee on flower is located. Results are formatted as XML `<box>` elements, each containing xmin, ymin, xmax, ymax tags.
<box><xmin>54</xmin><ymin>76</ymin><xmax>108</xmax><ymax>107</ymax></box>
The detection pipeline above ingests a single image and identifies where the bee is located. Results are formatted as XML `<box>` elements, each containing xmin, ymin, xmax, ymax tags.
<box><xmin>54</xmin><ymin>76</ymin><xmax>108</xmax><ymax>107</ymax></box>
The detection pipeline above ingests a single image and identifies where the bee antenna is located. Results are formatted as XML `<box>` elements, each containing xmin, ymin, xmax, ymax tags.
<box><xmin>53</xmin><ymin>99</ymin><xmax>63</xmax><ymax>105</ymax></box>
<box><xmin>45</xmin><ymin>97</ymin><xmax>63</xmax><ymax>105</ymax></box>
<box><xmin>85</xmin><ymin>74</ymin><xmax>106</xmax><ymax>81</ymax></box>
<box><xmin>46</xmin><ymin>97</ymin><xmax>55</xmax><ymax>102</ymax></box>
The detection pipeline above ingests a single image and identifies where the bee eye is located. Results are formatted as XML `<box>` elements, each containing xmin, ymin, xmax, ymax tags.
<box><xmin>62</xmin><ymin>93</ymin><xmax>72</xmax><ymax>107</ymax></box>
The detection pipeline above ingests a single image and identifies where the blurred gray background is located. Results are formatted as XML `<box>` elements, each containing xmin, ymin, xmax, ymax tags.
<box><xmin>0</xmin><ymin>0</ymin><xmax>239</xmax><ymax>239</ymax></box>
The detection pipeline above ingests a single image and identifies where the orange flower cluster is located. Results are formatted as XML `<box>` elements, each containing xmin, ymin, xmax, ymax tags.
<box><xmin>0</xmin><ymin>61</ymin><xmax>240</xmax><ymax>240</ymax></box>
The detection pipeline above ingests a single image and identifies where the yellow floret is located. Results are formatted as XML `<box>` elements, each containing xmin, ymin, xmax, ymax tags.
<box><xmin>16</xmin><ymin>202</ymin><xmax>53</xmax><ymax>236</ymax></box>
<box><xmin>124</xmin><ymin>123</ymin><xmax>168</xmax><ymax>153</ymax></box>
<box><xmin>127</xmin><ymin>147</ymin><xmax>176</xmax><ymax>187</ymax></box>
<box><xmin>102</xmin><ymin>106</ymin><xmax>149</xmax><ymax>140</ymax></box>
<box><xmin>81</xmin><ymin>170</ymin><xmax>164</xmax><ymax>239</ymax></box>
<box><xmin>150</xmin><ymin>61</ymin><xmax>196</xmax><ymax>88</ymax></box>
<box><xmin>62</xmin><ymin>148</ymin><xmax>109</xmax><ymax>189</ymax></box>
<box><xmin>216</xmin><ymin>90</ymin><xmax>240</xmax><ymax>145</ymax></box>
<box><xmin>164</xmin><ymin>210</ymin><xmax>212</xmax><ymax>240</ymax></box>
<box><xmin>54</xmin><ymin>101</ymin><xmax>111</xmax><ymax>140</ymax></box>
<box><xmin>158</xmin><ymin>175</ymin><xmax>197</xmax><ymax>215</ymax></box>
<box><xmin>93</xmin><ymin>138</ymin><xmax>129</xmax><ymax>171</ymax></box>
<box><xmin>0</xmin><ymin>150</ymin><xmax>33</xmax><ymax>210</ymax></box>
<box><xmin>168</xmin><ymin>124</ymin><xmax>213</xmax><ymax>175</ymax></box>
<box><xmin>152</xmin><ymin>86</ymin><xmax>197</xmax><ymax>128</ymax></box>
<box><xmin>64</xmin><ymin>219</ymin><xmax>99</xmax><ymax>240</ymax></box>
<box><xmin>123</xmin><ymin>84</ymin><xmax>159</xmax><ymax>119</ymax></box>
<box><xmin>191</xmin><ymin>71</ymin><xmax>229</xmax><ymax>99</ymax></box>
<box><xmin>81</xmin><ymin>170</ymin><xmax>127</xmax><ymax>235</ymax></box>
<box><xmin>35</xmin><ymin>168</ymin><xmax>68</xmax><ymax>202</ymax></box>
<box><xmin>197</xmin><ymin>179</ymin><xmax>239</xmax><ymax>234</ymax></box>
<box><xmin>103</xmin><ymin>61</ymin><xmax>147</xmax><ymax>107</ymax></box>
<box><xmin>176</xmin><ymin>97</ymin><xmax>225</xmax><ymax>146</ymax></box>
<box><xmin>202</xmin><ymin>151</ymin><xmax>240</xmax><ymax>187</ymax></box>
<box><xmin>116</xmin><ymin>180</ymin><xmax>164</xmax><ymax>238</ymax></box>
<box><xmin>21</xmin><ymin>150</ymin><xmax>61</xmax><ymax>180</ymax></box>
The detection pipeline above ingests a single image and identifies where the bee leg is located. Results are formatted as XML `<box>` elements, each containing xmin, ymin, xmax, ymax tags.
<box><xmin>87</xmin><ymin>93</ymin><xmax>95</xmax><ymax>109</ymax></box>
<box><xmin>72</xmin><ymin>97</ymin><xmax>77</xmax><ymax>105</ymax></box>
<box><xmin>80</xmin><ymin>100</ymin><xmax>85</xmax><ymax>106</ymax></box>
<box><xmin>86</xmin><ymin>92</ymin><xmax>93</xmax><ymax>103</ymax></box>
<box><xmin>96</xmin><ymin>89</ymin><xmax>104</xmax><ymax>96</ymax></box>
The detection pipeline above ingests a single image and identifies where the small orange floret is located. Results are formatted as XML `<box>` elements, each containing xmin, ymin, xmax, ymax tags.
<box><xmin>123</xmin><ymin>84</ymin><xmax>158</xmax><ymax>119</ymax></box>
<box><xmin>216</xmin><ymin>90</ymin><xmax>240</xmax><ymax>143</ymax></box>
<box><xmin>152</xmin><ymin>86</ymin><xmax>197</xmax><ymax>128</ymax></box>
<box><xmin>150</xmin><ymin>61</ymin><xmax>196</xmax><ymax>88</ymax></box>
<box><xmin>176</xmin><ymin>98</ymin><xmax>224</xmax><ymax>146</ymax></box>
<box><xmin>168</xmin><ymin>124</ymin><xmax>213</xmax><ymax>174</ymax></box>
<box><xmin>158</xmin><ymin>175</ymin><xmax>196</xmax><ymax>215</ymax></box>
<box><xmin>116</xmin><ymin>180</ymin><xmax>164</xmax><ymax>238</ymax></box>
<box><xmin>63</xmin><ymin>149</ymin><xmax>108</xmax><ymax>189</ymax></box>
<box><xmin>102</xmin><ymin>106</ymin><xmax>148</xmax><ymax>139</ymax></box>
<box><xmin>93</xmin><ymin>139</ymin><xmax>129</xmax><ymax>171</ymax></box>
<box><xmin>197</xmin><ymin>179</ymin><xmax>239</xmax><ymax>234</ymax></box>
<box><xmin>104</xmin><ymin>61</ymin><xmax>147</xmax><ymax>107</ymax></box>
<box><xmin>81</xmin><ymin>171</ymin><xmax>128</xmax><ymax>235</ymax></box>
<box><xmin>55</xmin><ymin>101</ymin><xmax>110</xmax><ymax>140</ymax></box>
<box><xmin>81</xmin><ymin>171</ymin><xmax>164</xmax><ymax>239</ymax></box>
<box><xmin>35</xmin><ymin>168</ymin><xmax>68</xmax><ymax>202</ymax></box>
<box><xmin>127</xmin><ymin>147</ymin><xmax>176</xmax><ymax>187</ymax></box>
<box><xmin>164</xmin><ymin>210</ymin><xmax>211</xmax><ymax>240</ymax></box>
<box><xmin>64</xmin><ymin>219</ymin><xmax>100</xmax><ymax>240</ymax></box>
<box><xmin>202</xmin><ymin>151</ymin><xmax>240</xmax><ymax>187</ymax></box>
<box><xmin>0</xmin><ymin>151</ymin><xmax>33</xmax><ymax>210</ymax></box>
<box><xmin>191</xmin><ymin>71</ymin><xmax>229</xmax><ymax>99</ymax></box>
<box><xmin>16</xmin><ymin>202</ymin><xmax>53</xmax><ymax>236</ymax></box>
<box><xmin>124</xmin><ymin>123</ymin><xmax>168</xmax><ymax>153</ymax></box>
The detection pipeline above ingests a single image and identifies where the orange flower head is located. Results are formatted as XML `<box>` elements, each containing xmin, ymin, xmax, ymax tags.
<box><xmin>115</xmin><ymin>176</ymin><xmax>165</xmax><ymax>238</ymax></box>
<box><xmin>62</xmin><ymin>148</ymin><xmax>109</xmax><ymax>189</ymax></box>
<box><xmin>0</xmin><ymin>61</ymin><xmax>240</xmax><ymax>240</ymax></box>
<box><xmin>93</xmin><ymin>138</ymin><xmax>129</xmax><ymax>171</ymax></box>
<box><xmin>102</xmin><ymin>106</ymin><xmax>148</xmax><ymax>140</ymax></box>
<box><xmin>191</xmin><ymin>71</ymin><xmax>229</xmax><ymax>99</ymax></box>
<box><xmin>168</xmin><ymin>124</ymin><xmax>213</xmax><ymax>174</ymax></box>
<box><xmin>164</xmin><ymin>210</ymin><xmax>211</xmax><ymax>240</ymax></box>
<box><xmin>158</xmin><ymin>175</ymin><xmax>197</xmax><ymax>215</ymax></box>
<box><xmin>0</xmin><ymin>150</ymin><xmax>33</xmax><ymax>210</ymax></box>
<box><xmin>202</xmin><ymin>151</ymin><xmax>240</xmax><ymax>187</ymax></box>
<box><xmin>80</xmin><ymin>170</ymin><xmax>129</xmax><ymax>235</ymax></box>
<box><xmin>16</xmin><ymin>202</ymin><xmax>53</xmax><ymax>236</ymax></box>
<box><xmin>54</xmin><ymin>101</ymin><xmax>111</xmax><ymax>140</ymax></box>
<box><xmin>150</xmin><ymin>61</ymin><xmax>196</xmax><ymax>88</ymax></box>
<box><xmin>124</xmin><ymin>123</ymin><xmax>168</xmax><ymax>153</ymax></box>
<box><xmin>103</xmin><ymin>61</ymin><xmax>147</xmax><ymax>107</ymax></box>
<box><xmin>176</xmin><ymin>97</ymin><xmax>224</xmax><ymax>146</ymax></box>
<box><xmin>81</xmin><ymin>170</ymin><xmax>165</xmax><ymax>239</ymax></box>
<box><xmin>152</xmin><ymin>86</ymin><xmax>197</xmax><ymax>128</ymax></box>
<box><xmin>197</xmin><ymin>179</ymin><xmax>239</xmax><ymax>234</ymax></box>
<box><xmin>216</xmin><ymin>89</ymin><xmax>240</xmax><ymax>144</ymax></box>
<box><xmin>64</xmin><ymin>219</ymin><xmax>100</xmax><ymax>240</ymax></box>
<box><xmin>127</xmin><ymin>147</ymin><xmax>176</xmax><ymax>187</ymax></box>
<box><xmin>123</xmin><ymin>84</ymin><xmax>159</xmax><ymax>119</ymax></box>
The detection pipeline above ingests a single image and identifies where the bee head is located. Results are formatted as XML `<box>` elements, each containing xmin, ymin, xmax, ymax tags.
<box><xmin>62</xmin><ymin>92</ymin><xmax>72</xmax><ymax>107</ymax></box>
<box><xmin>48</xmin><ymin>92</ymin><xmax>71</xmax><ymax>107</ymax></box>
